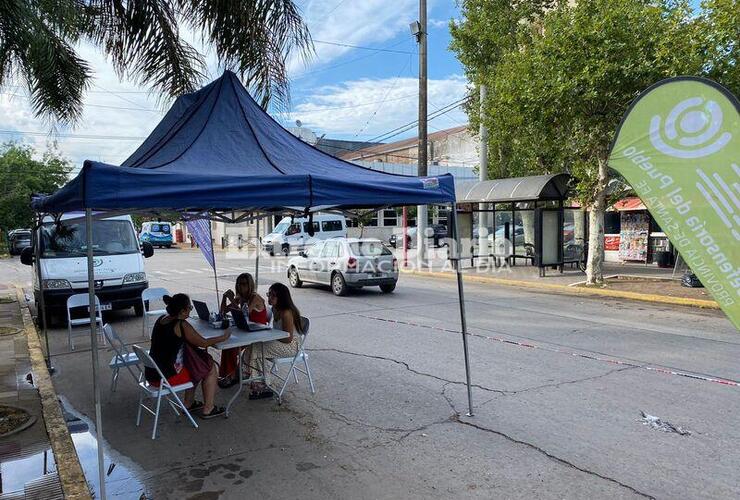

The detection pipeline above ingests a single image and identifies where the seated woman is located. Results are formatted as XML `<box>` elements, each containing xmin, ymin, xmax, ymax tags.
<box><xmin>145</xmin><ymin>293</ymin><xmax>231</xmax><ymax>419</ymax></box>
<box><xmin>217</xmin><ymin>273</ymin><xmax>268</xmax><ymax>388</ymax></box>
<box><xmin>249</xmin><ymin>282</ymin><xmax>302</xmax><ymax>399</ymax></box>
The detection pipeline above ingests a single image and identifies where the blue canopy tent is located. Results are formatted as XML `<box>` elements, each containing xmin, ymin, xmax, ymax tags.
<box><xmin>33</xmin><ymin>71</ymin><xmax>455</xmax><ymax>214</ymax></box>
<box><xmin>31</xmin><ymin>71</ymin><xmax>472</xmax><ymax>499</ymax></box>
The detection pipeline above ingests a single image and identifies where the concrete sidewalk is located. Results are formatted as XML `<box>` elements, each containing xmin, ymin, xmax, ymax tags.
<box><xmin>396</xmin><ymin>248</ymin><xmax>719</xmax><ymax>309</ymax></box>
<box><xmin>0</xmin><ymin>286</ymin><xmax>89</xmax><ymax>499</ymax></box>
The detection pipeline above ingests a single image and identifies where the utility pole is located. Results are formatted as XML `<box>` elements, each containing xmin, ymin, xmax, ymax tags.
<box><xmin>478</xmin><ymin>84</ymin><xmax>489</xmax><ymax>262</ymax></box>
<box><xmin>416</xmin><ymin>0</ymin><xmax>428</xmax><ymax>268</ymax></box>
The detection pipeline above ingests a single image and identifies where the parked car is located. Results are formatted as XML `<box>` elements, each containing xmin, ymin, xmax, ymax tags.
<box><xmin>389</xmin><ymin>224</ymin><xmax>447</xmax><ymax>248</ymax></box>
<box><xmin>263</xmin><ymin>214</ymin><xmax>346</xmax><ymax>256</ymax></box>
<box><xmin>8</xmin><ymin>229</ymin><xmax>32</xmax><ymax>255</ymax></box>
<box><xmin>287</xmin><ymin>238</ymin><xmax>398</xmax><ymax>296</ymax></box>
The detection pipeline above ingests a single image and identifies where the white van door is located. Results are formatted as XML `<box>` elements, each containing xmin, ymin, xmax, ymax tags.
<box><xmin>284</xmin><ymin>222</ymin><xmax>304</xmax><ymax>254</ymax></box>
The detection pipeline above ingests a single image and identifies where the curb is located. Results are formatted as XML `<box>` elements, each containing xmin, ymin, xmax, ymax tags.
<box><xmin>402</xmin><ymin>269</ymin><xmax>720</xmax><ymax>310</ymax></box>
<box><xmin>15</xmin><ymin>288</ymin><xmax>92</xmax><ymax>500</ymax></box>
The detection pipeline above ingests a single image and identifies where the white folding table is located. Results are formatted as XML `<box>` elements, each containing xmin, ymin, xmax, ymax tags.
<box><xmin>194</xmin><ymin>319</ymin><xmax>288</xmax><ymax>415</ymax></box>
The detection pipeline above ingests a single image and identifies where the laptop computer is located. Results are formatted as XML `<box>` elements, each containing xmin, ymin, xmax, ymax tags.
<box><xmin>192</xmin><ymin>300</ymin><xmax>211</xmax><ymax>321</ymax></box>
<box><xmin>231</xmin><ymin>308</ymin><xmax>270</xmax><ymax>331</ymax></box>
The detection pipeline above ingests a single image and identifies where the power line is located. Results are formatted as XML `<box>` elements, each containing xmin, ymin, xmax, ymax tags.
<box><xmin>292</xmin><ymin>39</ymin><xmax>409</xmax><ymax>80</ymax></box>
<box><xmin>312</xmin><ymin>39</ymin><xmax>413</xmax><ymax>54</ymax></box>
<box><xmin>366</xmin><ymin>96</ymin><xmax>470</xmax><ymax>144</ymax></box>
<box><xmin>92</xmin><ymin>83</ymin><xmax>153</xmax><ymax>109</ymax></box>
<box><xmin>0</xmin><ymin>92</ymin><xmax>162</xmax><ymax>113</ymax></box>
<box><xmin>353</xmin><ymin>53</ymin><xmax>413</xmax><ymax>138</ymax></box>
<box><xmin>0</xmin><ymin>130</ymin><xmax>146</xmax><ymax>141</ymax></box>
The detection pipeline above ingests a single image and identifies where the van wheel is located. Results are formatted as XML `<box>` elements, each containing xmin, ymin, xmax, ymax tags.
<box><xmin>288</xmin><ymin>267</ymin><xmax>303</xmax><ymax>288</ymax></box>
<box><xmin>133</xmin><ymin>303</ymin><xmax>144</xmax><ymax>317</ymax></box>
<box><xmin>281</xmin><ymin>244</ymin><xmax>290</xmax><ymax>257</ymax></box>
<box><xmin>269</xmin><ymin>250</ymin><xmax>275</xmax><ymax>256</ymax></box>
<box><xmin>332</xmin><ymin>272</ymin><xmax>347</xmax><ymax>296</ymax></box>
<box><xmin>380</xmin><ymin>283</ymin><xmax>396</xmax><ymax>293</ymax></box>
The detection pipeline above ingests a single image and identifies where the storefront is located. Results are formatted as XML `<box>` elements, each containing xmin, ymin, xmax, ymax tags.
<box><xmin>605</xmin><ymin>197</ymin><xmax>671</xmax><ymax>265</ymax></box>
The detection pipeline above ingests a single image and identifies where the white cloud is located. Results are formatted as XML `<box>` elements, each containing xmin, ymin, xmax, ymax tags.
<box><xmin>286</xmin><ymin>74</ymin><xmax>469</xmax><ymax>138</ymax></box>
<box><xmin>428</xmin><ymin>18</ymin><xmax>450</xmax><ymax>29</ymax></box>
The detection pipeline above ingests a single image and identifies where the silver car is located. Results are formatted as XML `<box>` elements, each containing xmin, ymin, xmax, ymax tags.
<box><xmin>287</xmin><ymin>238</ymin><xmax>398</xmax><ymax>296</ymax></box>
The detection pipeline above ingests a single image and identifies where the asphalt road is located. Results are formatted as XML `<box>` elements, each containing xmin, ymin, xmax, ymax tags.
<box><xmin>2</xmin><ymin>248</ymin><xmax>738</xmax><ymax>499</ymax></box>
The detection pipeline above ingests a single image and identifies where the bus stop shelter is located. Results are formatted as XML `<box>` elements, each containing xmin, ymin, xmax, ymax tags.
<box><xmin>454</xmin><ymin>174</ymin><xmax>584</xmax><ymax>275</ymax></box>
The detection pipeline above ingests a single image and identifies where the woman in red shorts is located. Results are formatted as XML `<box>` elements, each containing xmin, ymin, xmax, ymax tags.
<box><xmin>146</xmin><ymin>293</ymin><xmax>230</xmax><ymax>419</ymax></box>
<box><xmin>217</xmin><ymin>273</ymin><xmax>268</xmax><ymax>388</ymax></box>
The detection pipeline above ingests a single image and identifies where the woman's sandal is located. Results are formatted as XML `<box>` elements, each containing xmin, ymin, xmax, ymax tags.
<box><xmin>217</xmin><ymin>376</ymin><xmax>238</xmax><ymax>389</ymax></box>
<box><xmin>200</xmin><ymin>406</ymin><xmax>226</xmax><ymax>419</ymax></box>
<box><xmin>187</xmin><ymin>400</ymin><xmax>204</xmax><ymax>412</ymax></box>
<box><xmin>248</xmin><ymin>389</ymin><xmax>274</xmax><ymax>400</ymax></box>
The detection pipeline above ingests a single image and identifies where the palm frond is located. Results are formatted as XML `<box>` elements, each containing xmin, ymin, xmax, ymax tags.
<box><xmin>176</xmin><ymin>0</ymin><xmax>314</xmax><ymax>108</ymax></box>
<box><xmin>0</xmin><ymin>0</ymin><xmax>90</xmax><ymax>124</ymax></box>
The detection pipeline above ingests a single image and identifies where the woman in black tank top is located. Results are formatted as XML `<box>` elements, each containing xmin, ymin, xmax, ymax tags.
<box><xmin>146</xmin><ymin>317</ymin><xmax>185</xmax><ymax>382</ymax></box>
<box><xmin>148</xmin><ymin>294</ymin><xmax>231</xmax><ymax>419</ymax></box>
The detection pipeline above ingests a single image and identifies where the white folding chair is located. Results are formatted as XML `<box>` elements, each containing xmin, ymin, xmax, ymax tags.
<box><xmin>102</xmin><ymin>324</ymin><xmax>142</xmax><ymax>393</ymax></box>
<box><xmin>132</xmin><ymin>345</ymin><xmax>198</xmax><ymax>439</ymax></box>
<box><xmin>141</xmin><ymin>287</ymin><xmax>169</xmax><ymax>337</ymax></box>
<box><xmin>268</xmin><ymin>317</ymin><xmax>315</xmax><ymax>403</ymax></box>
<box><xmin>66</xmin><ymin>293</ymin><xmax>104</xmax><ymax>351</ymax></box>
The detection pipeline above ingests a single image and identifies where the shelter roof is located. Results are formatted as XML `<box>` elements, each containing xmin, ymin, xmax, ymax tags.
<box><xmin>455</xmin><ymin>174</ymin><xmax>570</xmax><ymax>204</ymax></box>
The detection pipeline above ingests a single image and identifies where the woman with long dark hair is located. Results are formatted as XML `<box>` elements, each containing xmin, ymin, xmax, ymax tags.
<box><xmin>146</xmin><ymin>293</ymin><xmax>230</xmax><ymax>419</ymax></box>
<box><xmin>249</xmin><ymin>282</ymin><xmax>303</xmax><ymax>398</ymax></box>
<box><xmin>218</xmin><ymin>273</ymin><xmax>268</xmax><ymax>388</ymax></box>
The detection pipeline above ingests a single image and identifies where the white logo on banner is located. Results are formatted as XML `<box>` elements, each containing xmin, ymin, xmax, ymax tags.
<box><xmin>695</xmin><ymin>165</ymin><xmax>740</xmax><ymax>242</ymax></box>
<box><xmin>649</xmin><ymin>97</ymin><xmax>731</xmax><ymax>158</ymax></box>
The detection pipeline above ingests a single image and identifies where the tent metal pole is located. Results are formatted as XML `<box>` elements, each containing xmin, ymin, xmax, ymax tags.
<box><xmin>452</xmin><ymin>202</ymin><xmax>474</xmax><ymax>417</ymax></box>
<box><xmin>34</xmin><ymin>213</ymin><xmax>53</xmax><ymax>372</ymax></box>
<box><xmin>255</xmin><ymin>216</ymin><xmax>260</xmax><ymax>287</ymax></box>
<box><xmin>85</xmin><ymin>209</ymin><xmax>107</xmax><ymax>499</ymax></box>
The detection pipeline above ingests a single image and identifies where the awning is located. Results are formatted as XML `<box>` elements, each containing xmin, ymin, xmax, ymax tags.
<box><xmin>454</xmin><ymin>174</ymin><xmax>570</xmax><ymax>204</ymax></box>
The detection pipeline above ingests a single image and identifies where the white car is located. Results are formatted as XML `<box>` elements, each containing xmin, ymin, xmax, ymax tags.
<box><xmin>287</xmin><ymin>238</ymin><xmax>398</xmax><ymax>296</ymax></box>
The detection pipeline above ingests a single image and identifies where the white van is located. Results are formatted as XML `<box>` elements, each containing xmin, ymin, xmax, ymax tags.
<box><xmin>139</xmin><ymin>221</ymin><xmax>174</xmax><ymax>248</ymax></box>
<box><xmin>21</xmin><ymin>214</ymin><xmax>153</xmax><ymax>322</ymax></box>
<box><xmin>263</xmin><ymin>214</ymin><xmax>346</xmax><ymax>256</ymax></box>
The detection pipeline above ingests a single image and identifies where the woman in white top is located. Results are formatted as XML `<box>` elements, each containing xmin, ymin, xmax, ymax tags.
<box><xmin>249</xmin><ymin>282</ymin><xmax>302</xmax><ymax>399</ymax></box>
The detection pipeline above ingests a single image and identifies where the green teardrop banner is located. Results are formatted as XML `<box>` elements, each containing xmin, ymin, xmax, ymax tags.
<box><xmin>608</xmin><ymin>77</ymin><xmax>739</xmax><ymax>330</ymax></box>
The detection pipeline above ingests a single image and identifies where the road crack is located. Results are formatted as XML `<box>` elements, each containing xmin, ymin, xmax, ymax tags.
<box><xmin>307</xmin><ymin>347</ymin><xmax>509</xmax><ymax>395</ymax></box>
<box><xmin>454</xmin><ymin>417</ymin><xmax>655</xmax><ymax>499</ymax></box>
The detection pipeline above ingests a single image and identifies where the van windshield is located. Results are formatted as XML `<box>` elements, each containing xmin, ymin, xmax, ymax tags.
<box><xmin>273</xmin><ymin>221</ymin><xmax>291</xmax><ymax>234</ymax></box>
<box><xmin>41</xmin><ymin>220</ymin><xmax>139</xmax><ymax>258</ymax></box>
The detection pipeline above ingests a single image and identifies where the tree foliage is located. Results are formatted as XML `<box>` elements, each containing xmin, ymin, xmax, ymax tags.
<box><xmin>451</xmin><ymin>0</ymin><xmax>738</xmax><ymax>282</ymax></box>
<box><xmin>0</xmin><ymin>0</ymin><xmax>313</xmax><ymax>124</ymax></box>
<box><xmin>0</xmin><ymin>143</ymin><xmax>71</xmax><ymax>236</ymax></box>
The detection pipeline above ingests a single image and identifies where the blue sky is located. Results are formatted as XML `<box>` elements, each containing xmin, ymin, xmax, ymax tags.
<box><xmin>0</xmin><ymin>0</ymin><xmax>468</xmax><ymax>171</ymax></box>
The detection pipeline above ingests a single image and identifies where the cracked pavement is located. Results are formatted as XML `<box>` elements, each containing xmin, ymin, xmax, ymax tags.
<box><xmin>2</xmin><ymin>250</ymin><xmax>738</xmax><ymax>499</ymax></box>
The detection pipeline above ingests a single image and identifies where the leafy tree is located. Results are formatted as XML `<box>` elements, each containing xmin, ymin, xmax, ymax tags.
<box><xmin>0</xmin><ymin>143</ymin><xmax>71</xmax><ymax>244</ymax></box>
<box><xmin>0</xmin><ymin>1</ymin><xmax>312</xmax><ymax>124</ymax></box>
<box><xmin>451</xmin><ymin>0</ymin><xmax>733</xmax><ymax>284</ymax></box>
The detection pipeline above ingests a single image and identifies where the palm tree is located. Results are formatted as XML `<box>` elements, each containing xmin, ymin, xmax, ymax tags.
<box><xmin>0</xmin><ymin>0</ymin><xmax>312</xmax><ymax>124</ymax></box>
